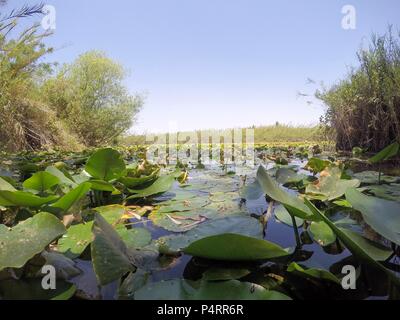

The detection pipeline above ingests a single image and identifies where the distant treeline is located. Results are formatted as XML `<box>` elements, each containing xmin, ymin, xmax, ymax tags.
<box><xmin>121</xmin><ymin>124</ymin><xmax>324</xmax><ymax>146</ymax></box>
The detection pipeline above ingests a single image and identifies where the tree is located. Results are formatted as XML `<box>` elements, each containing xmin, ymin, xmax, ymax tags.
<box><xmin>0</xmin><ymin>7</ymin><xmax>82</xmax><ymax>152</ymax></box>
<box><xmin>43</xmin><ymin>51</ymin><xmax>143</xmax><ymax>146</ymax></box>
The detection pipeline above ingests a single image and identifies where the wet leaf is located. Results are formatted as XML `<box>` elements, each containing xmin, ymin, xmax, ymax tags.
<box><xmin>369</xmin><ymin>142</ymin><xmax>400</xmax><ymax>164</ymax></box>
<box><xmin>287</xmin><ymin>262</ymin><xmax>340</xmax><ymax>284</ymax></box>
<box><xmin>23</xmin><ymin>172</ymin><xmax>60</xmax><ymax>193</ymax></box>
<box><xmin>85</xmin><ymin>148</ymin><xmax>126</xmax><ymax>182</ymax></box>
<box><xmin>0</xmin><ymin>213</ymin><xmax>66</xmax><ymax>271</ymax></box>
<box><xmin>127</xmin><ymin>174</ymin><xmax>175</xmax><ymax>199</ymax></box>
<box><xmin>91</xmin><ymin>213</ymin><xmax>135</xmax><ymax>286</ymax></box>
<box><xmin>256</xmin><ymin>165</ymin><xmax>314</xmax><ymax>220</ymax></box>
<box><xmin>134</xmin><ymin>279</ymin><xmax>291</xmax><ymax>300</ymax></box>
<box><xmin>306</xmin><ymin>167</ymin><xmax>360</xmax><ymax>201</ymax></box>
<box><xmin>346</xmin><ymin>188</ymin><xmax>400</xmax><ymax>246</ymax></box>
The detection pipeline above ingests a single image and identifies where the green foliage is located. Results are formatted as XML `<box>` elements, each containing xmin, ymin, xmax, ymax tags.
<box><xmin>0</xmin><ymin>21</ymin><xmax>82</xmax><ymax>152</ymax></box>
<box><xmin>317</xmin><ymin>28</ymin><xmax>400</xmax><ymax>152</ymax></box>
<box><xmin>43</xmin><ymin>51</ymin><xmax>143</xmax><ymax>147</ymax></box>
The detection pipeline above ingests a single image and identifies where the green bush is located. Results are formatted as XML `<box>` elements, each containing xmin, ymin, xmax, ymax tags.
<box><xmin>42</xmin><ymin>51</ymin><xmax>143</xmax><ymax>147</ymax></box>
<box><xmin>317</xmin><ymin>28</ymin><xmax>400</xmax><ymax>152</ymax></box>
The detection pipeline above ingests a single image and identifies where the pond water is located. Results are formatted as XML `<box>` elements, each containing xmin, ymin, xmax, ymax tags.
<box><xmin>70</xmin><ymin>155</ymin><xmax>400</xmax><ymax>300</ymax></box>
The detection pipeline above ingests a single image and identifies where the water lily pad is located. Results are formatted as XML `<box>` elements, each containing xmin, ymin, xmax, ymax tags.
<box><xmin>352</xmin><ymin>171</ymin><xmax>400</xmax><ymax>185</ymax></box>
<box><xmin>184</xmin><ymin>233</ymin><xmax>290</xmax><ymax>261</ymax></box>
<box><xmin>128</xmin><ymin>174</ymin><xmax>175</xmax><ymax>199</ymax></box>
<box><xmin>157</xmin><ymin>215</ymin><xmax>264</xmax><ymax>253</ymax></box>
<box><xmin>309</xmin><ymin>221</ymin><xmax>337</xmax><ymax>246</ymax></box>
<box><xmin>134</xmin><ymin>279</ymin><xmax>291</xmax><ymax>300</ymax></box>
<box><xmin>58</xmin><ymin>205</ymin><xmax>127</xmax><ymax>258</ymax></box>
<box><xmin>91</xmin><ymin>213</ymin><xmax>135</xmax><ymax>286</ymax></box>
<box><xmin>304</xmin><ymin>158</ymin><xmax>331</xmax><ymax>174</ymax></box>
<box><xmin>287</xmin><ymin>262</ymin><xmax>340</xmax><ymax>284</ymax></box>
<box><xmin>118</xmin><ymin>227</ymin><xmax>152</xmax><ymax>249</ymax></box>
<box><xmin>306</xmin><ymin>167</ymin><xmax>360</xmax><ymax>201</ymax></box>
<box><xmin>85</xmin><ymin>148</ymin><xmax>126</xmax><ymax>182</ymax></box>
<box><xmin>345</xmin><ymin>188</ymin><xmax>400</xmax><ymax>246</ymax></box>
<box><xmin>0</xmin><ymin>212</ymin><xmax>66</xmax><ymax>271</ymax></box>
<box><xmin>364</xmin><ymin>184</ymin><xmax>400</xmax><ymax>201</ymax></box>
<box><xmin>0</xmin><ymin>191</ymin><xmax>57</xmax><ymax>207</ymax></box>
<box><xmin>274</xmin><ymin>204</ymin><xmax>304</xmax><ymax>227</ymax></box>
<box><xmin>369</xmin><ymin>142</ymin><xmax>400</xmax><ymax>164</ymax></box>
<box><xmin>51</xmin><ymin>182</ymin><xmax>91</xmax><ymax>214</ymax></box>
<box><xmin>256</xmin><ymin>166</ymin><xmax>314</xmax><ymax>220</ymax></box>
<box><xmin>23</xmin><ymin>171</ymin><xmax>60</xmax><ymax>193</ymax></box>
<box><xmin>0</xmin><ymin>177</ymin><xmax>17</xmax><ymax>191</ymax></box>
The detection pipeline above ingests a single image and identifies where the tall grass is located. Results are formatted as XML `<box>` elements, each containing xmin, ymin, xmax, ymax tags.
<box><xmin>317</xmin><ymin>27</ymin><xmax>400</xmax><ymax>152</ymax></box>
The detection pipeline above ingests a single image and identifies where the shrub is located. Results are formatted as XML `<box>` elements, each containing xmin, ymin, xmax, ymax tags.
<box><xmin>317</xmin><ymin>27</ymin><xmax>400</xmax><ymax>152</ymax></box>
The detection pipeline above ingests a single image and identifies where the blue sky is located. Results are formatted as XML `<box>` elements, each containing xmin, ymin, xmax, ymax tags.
<box><xmin>4</xmin><ymin>1</ymin><xmax>400</xmax><ymax>133</ymax></box>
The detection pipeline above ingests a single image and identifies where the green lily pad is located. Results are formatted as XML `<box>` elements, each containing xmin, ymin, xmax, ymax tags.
<box><xmin>85</xmin><ymin>148</ymin><xmax>126</xmax><ymax>182</ymax></box>
<box><xmin>0</xmin><ymin>191</ymin><xmax>57</xmax><ymax>207</ymax></box>
<box><xmin>58</xmin><ymin>205</ymin><xmax>127</xmax><ymax>258</ymax></box>
<box><xmin>0</xmin><ymin>212</ymin><xmax>66</xmax><ymax>271</ymax></box>
<box><xmin>91</xmin><ymin>213</ymin><xmax>135</xmax><ymax>286</ymax></box>
<box><xmin>369</xmin><ymin>142</ymin><xmax>400</xmax><ymax>164</ymax></box>
<box><xmin>353</xmin><ymin>171</ymin><xmax>400</xmax><ymax>185</ymax></box>
<box><xmin>304</xmin><ymin>158</ymin><xmax>331</xmax><ymax>174</ymax></box>
<box><xmin>128</xmin><ymin>174</ymin><xmax>175</xmax><ymax>199</ymax></box>
<box><xmin>287</xmin><ymin>262</ymin><xmax>341</xmax><ymax>284</ymax></box>
<box><xmin>309</xmin><ymin>221</ymin><xmax>337</xmax><ymax>246</ymax></box>
<box><xmin>0</xmin><ymin>177</ymin><xmax>17</xmax><ymax>191</ymax></box>
<box><xmin>274</xmin><ymin>204</ymin><xmax>304</xmax><ymax>227</ymax></box>
<box><xmin>23</xmin><ymin>172</ymin><xmax>60</xmax><ymax>193</ymax></box>
<box><xmin>256</xmin><ymin>166</ymin><xmax>314</xmax><ymax>220</ymax></box>
<box><xmin>51</xmin><ymin>182</ymin><xmax>91</xmax><ymax>214</ymax></box>
<box><xmin>306</xmin><ymin>167</ymin><xmax>360</xmax><ymax>201</ymax></box>
<box><xmin>134</xmin><ymin>279</ymin><xmax>291</xmax><ymax>300</ymax></box>
<box><xmin>157</xmin><ymin>215</ymin><xmax>264</xmax><ymax>253</ymax></box>
<box><xmin>118</xmin><ymin>227</ymin><xmax>152</xmax><ymax>249</ymax></box>
<box><xmin>345</xmin><ymin>188</ymin><xmax>400</xmax><ymax>246</ymax></box>
<box><xmin>365</xmin><ymin>184</ymin><xmax>400</xmax><ymax>202</ymax></box>
<box><xmin>46</xmin><ymin>166</ymin><xmax>77</xmax><ymax>187</ymax></box>
<box><xmin>184</xmin><ymin>233</ymin><xmax>290</xmax><ymax>261</ymax></box>
<box><xmin>305</xmin><ymin>199</ymin><xmax>399</xmax><ymax>286</ymax></box>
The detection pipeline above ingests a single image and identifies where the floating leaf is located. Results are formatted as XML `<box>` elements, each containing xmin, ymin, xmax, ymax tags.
<box><xmin>23</xmin><ymin>172</ymin><xmax>60</xmax><ymax>193</ymax></box>
<box><xmin>345</xmin><ymin>188</ymin><xmax>400</xmax><ymax>246</ymax></box>
<box><xmin>0</xmin><ymin>177</ymin><xmax>16</xmax><ymax>191</ymax></box>
<box><xmin>309</xmin><ymin>221</ymin><xmax>337</xmax><ymax>246</ymax></box>
<box><xmin>127</xmin><ymin>174</ymin><xmax>175</xmax><ymax>199</ymax></box>
<box><xmin>58</xmin><ymin>205</ymin><xmax>127</xmax><ymax>258</ymax></box>
<box><xmin>158</xmin><ymin>215</ymin><xmax>264</xmax><ymax>253</ymax></box>
<box><xmin>51</xmin><ymin>182</ymin><xmax>91</xmax><ymax>214</ymax></box>
<box><xmin>306</xmin><ymin>167</ymin><xmax>360</xmax><ymax>201</ymax></box>
<box><xmin>118</xmin><ymin>227</ymin><xmax>152</xmax><ymax>249</ymax></box>
<box><xmin>0</xmin><ymin>213</ymin><xmax>66</xmax><ymax>271</ymax></box>
<box><xmin>274</xmin><ymin>204</ymin><xmax>304</xmax><ymax>227</ymax></box>
<box><xmin>85</xmin><ymin>148</ymin><xmax>126</xmax><ymax>181</ymax></box>
<box><xmin>304</xmin><ymin>158</ymin><xmax>331</xmax><ymax>174</ymax></box>
<box><xmin>256</xmin><ymin>166</ymin><xmax>314</xmax><ymax>220</ymax></box>
<box><xmin>305</xmin><ymin>199</ymin><xmax>399</xmax><ymax>286</ymax></box>
<box><xmin>134</xmin><ymin>279</ymin><xmax>291</xmax><ymax>300</ymax></box>
<box><xmin>0</xmin><ymin>191</ymin><xmax>57</xmax><ymax>207</ymax></box>
<box><xmin>184</xmin><ymin>233</ymin><xmax>290</xmax><ymax>261</ymax></box>
<box><xmin>369</xmin><ymin>142</ymin><xmax>400</xmax><ymax>164</ymax></box>
<box><xmin>46</xmin><ymin>166</ymin><xmax>77</xmax><ymax>187</ymax></box>
<box><xmin>91</xmin><ymin>213</ymin><xmax>134</xmax><ymax>286</ymax></box>
<box><xmin>287</xmin><ymin>262</ymin><xmax>340</xmax><ymax>284</ymax></box>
